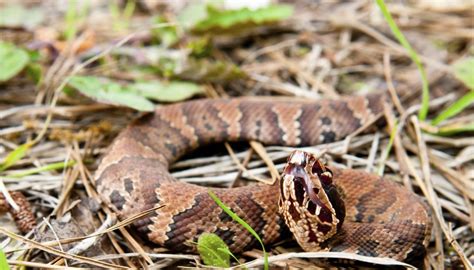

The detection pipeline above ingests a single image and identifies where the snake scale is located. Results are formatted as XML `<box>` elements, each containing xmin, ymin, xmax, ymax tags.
<box><xmin>95</xmin><ymin>93</ymin><xmax>432</xmax><ymax>261</ymax></box>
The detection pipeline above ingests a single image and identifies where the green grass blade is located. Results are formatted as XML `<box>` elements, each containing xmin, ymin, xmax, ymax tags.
<box><xmin>6</xmin><ymin>160</ymin><xmax>76</xmax><ymax>178</ymax></box>
<box><xmin>375</xmin><ymin>0</ymin><xmax>430</xmax><ymax>120</ymax></box>
<box><xmin>0</xmin><ymin>142</ymin><xmax>33</xmax><ymax>172</ymax></box>
<box><xmin>432</xmin><ymin>91</ymin><xmax>474</xmax><ymax>125</ymax></box>
<box><xmin>436</xmin><ymin>122</ymin><xmax>474</xmax><ymax>136</ymax></box>
<box><xmin>208</xmin><ymin>190</ymin><xmax>268</xmax><ymax>270</ymax></box>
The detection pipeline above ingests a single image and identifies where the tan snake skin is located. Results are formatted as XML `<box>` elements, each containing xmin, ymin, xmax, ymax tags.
<box><xmin>95</xmin><ymin>93</ymin><xmax>431</xmax><ymax>261</ymax></box>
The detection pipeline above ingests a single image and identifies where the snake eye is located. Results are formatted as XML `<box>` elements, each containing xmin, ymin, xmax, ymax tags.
<box><xmin>311</xmin><ymin>160</ymin><xmax>324</xmax><ymax>175</ymax></box>
<box><xmin>312</xmin><ymin>159</ymin><xmax>333</xmax><ymax>186</ymax></box>
<box><xmin>320</xmin><ymin>171</ymin><xmax>333</xmax><ymax>185</ymax></box>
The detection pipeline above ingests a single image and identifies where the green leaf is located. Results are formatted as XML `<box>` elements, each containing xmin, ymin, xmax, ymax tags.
<box><xmin>375</xmin><ymin>0</ymin><xmax>430</xmax><ymax>121</ymax></box>
<box><xmin>197</xmin><ymin>233</ymin><xmax>230</xmax><ymax>267</ymax></box>
<box><xmin>177</xmin><ymin>2</ymin><xmax>208</xmax><ymax>29</ymax></box>
<box><xmin>0</xmin><ymin>42</ymin><xmax>30</xmax><ymax>82</ymax></box>
<box><xmin>0</xmin><ymin>249</ymin><xmax>9</xmax><ymax>270</ymax></box>
<box><xmin>0</xmin><ymin>4</ymin><xmax>44</xmax><ymax>29</ymax></box>
<box><xmin>26</xmin><ymin>63</ymin><xmax>43</xmax><ymax>84</ymax></box>
<box><xmin>152</xmin><ymin>16</ymin><xmax>179</xmax><ymax>47</ymax></box>
<box><xmin>452</xmin><ymin>57</ymin><xmax>474</xmax><ymax>89</ymax></box>
<box><xmin>68</xmin><ymin>76</ymin><xmax>155</xmax><ymax>112</ymax></box>
<box><xmin>194</xmin><ymin>4</ymin><xmax>293</xmax><ymax>32</ymax></box>
<box><xmin>0</xmin><ymin>142</ymin><xmax>33</xmax><ymax>172</ymax></box>
<box><xmin>432</xmin><ymin>91</ymin><xmax>474</xmax><ymax>125</ymax></box>
<box><xmin>176</xmin><ymin>58</ymin><xmax>246</xmax><ymax>82</ymax></box>
<box><xmin>208</xmin><ymin>190</ymin><xmax>268</xmax><ymax>270</ymax></box>
<box><xmin>128</xmin><ymin>81</ymin><xmax>203</xmax><ymax>102</ymax></box>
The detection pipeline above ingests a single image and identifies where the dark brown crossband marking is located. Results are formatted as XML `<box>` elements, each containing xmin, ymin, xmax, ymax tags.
<box><xmin>109</xmin><ymin>190</ymin><xmax>126</xmax><ymax>210</ymax></box>
<box><xmin>124</xmin><ymin>178</ymin><xmax>134</xmax><ymax>193</ymax></box>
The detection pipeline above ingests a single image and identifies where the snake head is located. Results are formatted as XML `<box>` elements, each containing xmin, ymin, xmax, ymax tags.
<box><xmin>279</xmin><ymin>150</ymin><xmax>345</xmax><ymax>251</ymax></box>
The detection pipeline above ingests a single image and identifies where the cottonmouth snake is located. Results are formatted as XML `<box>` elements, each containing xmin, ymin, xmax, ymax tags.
<box><xmin>95</xmin><ymin>93</ymin><xmax>432</xmax><ymax>261</ymax></box>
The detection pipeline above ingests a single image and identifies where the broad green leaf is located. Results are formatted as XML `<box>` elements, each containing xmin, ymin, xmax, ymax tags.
<box><xmin>0</xmin><ymin>142</ymin><xmax>32</xmax><ymax>172</ymax></box>
<box><xmin>177</xmin><ymin>2</ymin><xmax>208</xmax><ymax>29</ymax></box>
<box><xmin>432</xmin><ymin>91</ymin><xmax>474</xmax><ymax>125</ymax></box>
<box><xmin>0</xmin><ymin>42</ymin><xmax>30</xmax><ymax>82</ymax></box>
<box><xmin>194</xmin><ymin>4</ymin><xmax>293</xmax><ymax>32</ymax></box>
<box><xmin>0</xmin><ymin>249</ymin><xmax>9</xmax><ymax>270</ymax></box>
<box><xmin>128</xmin><ymin>81</ymin><xmax>203</xmax><ymax>102</ymax></box>
<box><xmin>452</xmin><ymin>57</ymin><xmax>474</xmax><ymax>89</ymax></box>
<box><xmin>0</xmin><ymin>4</ymin><xmax>44</xmax><ymax>29</ymax></box>
<box><xmin>208</xmin><ymin>190</ymin><xmax>268</xmax><ymax>270</ymax></box>
<box><xmin>197</xmin><ymin>233</ymin><xmax>230</xmax><ymax>268</ymax></box>
<box><xmin>68</xmin><ymin>76</ymin><xmax>154</xmax><ymax>112</ymax></box>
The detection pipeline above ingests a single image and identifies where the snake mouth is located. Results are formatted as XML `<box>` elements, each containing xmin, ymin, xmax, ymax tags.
<box><xmin>280</xmin><ymin>150</ymin><xmax>346</xmax><ymax>246</ymax></box>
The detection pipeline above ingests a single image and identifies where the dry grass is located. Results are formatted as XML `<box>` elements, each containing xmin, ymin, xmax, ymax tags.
<box><xmin>0</xmin><ymin>0</ymin><xmax>472</xmax><ymax>269</ymax></box>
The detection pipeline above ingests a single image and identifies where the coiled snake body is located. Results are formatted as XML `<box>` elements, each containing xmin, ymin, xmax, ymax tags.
<box><xmin>95</xmin><ymin>93</ymin><xmax>431</xmax><ymax>261</ymax></box>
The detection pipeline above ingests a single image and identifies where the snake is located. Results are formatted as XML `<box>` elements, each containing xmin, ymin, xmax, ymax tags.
<box><xmin>94</xmin><ymin>93</ymin><xmax>432</xmax><ymax>262</ymax></box>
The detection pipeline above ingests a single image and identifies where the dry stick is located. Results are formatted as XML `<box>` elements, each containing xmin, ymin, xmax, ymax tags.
<box><xmin>330</xmin><ymin>17</ymin><xmax>451</xmax><ymax>73</ymax></box>
<box><xmin>42</xmin><ymin>217</ymin><xmax>68</xmax><ymax>267</ymax></box>
<box><xmin>69</xmin><ymin>144</ymin><xmax>136</xmax><ymax>269</ymax></box>
<box><xmin>383</xmin><ymin>52</ymin><xmax>404</xmax><ymax>115</ymax></box>
<box><xmin>340</xmin><ymin>112</ymin><xmax>384</xmax><ymax>156</ymax></box>
<box><xmin>365</xmin><ymin>132</ymin><xmax>380</xmax><ymax>173</ymax></box>
<box><xmin>397</xmin><ymin>127</ymin><xmax>443</xmax><ymax>269</ymax></box>
<box><xmin>0</xmin><ymin>227</ymin><xmax>126</xmax><ymax>269</ymax></box>
<box><xmin>382</xmin><ymin>104</ymin><xmax>413</xmax><ymax>191</ymax></box>
<box><xmin>46</xmin><ymin>146</ymin><xmax>97</xmax><ymax>267</ymax></box>
<box><xmin>249</xmin><ymin>73</ymin><xmax>321</xmax><ymax>99</ymax></box>
<box><xmin>239</xmin><ymin>251</ymin><xmax>416</xmax><ymax>269</ymax></box>
<box><xmin>0</xmin><ymin>104</ymin><xmax>113</xmax><ymax>119</ymax></box>
<box><xmin>71</xmin><ymin>143</ymin><xmax>148</xmax><ymax>268</ymax></box>
<box><xmin>231</xmin><ymin>147</ymin><xmax>255</xmax><ymax>188</ymax></box>
<box><xmin>52</xmin><ymin>158</ymin><xmax>80</xmax><ymax>217</ymax></box>
<box><xmin>8</xmin><ymin>260</ymin><xmax>83</xmax><ymax>269</ymax></box>
<box><xmin>0</xmin><ymin>179</ymin><xmax>20</xmax><ymax>211</ymax></box>
<box><xmin>3</xmin><ymin>206</ymin><xmax>164</xmax><ymax>253</ymax></box>
<box><xmin>411</xmin><ymin>116</ymin><xmax>472</xmax><ymax>269</ymax></box>
<box><xmin>224</xmin><ymin>143</ymin><xmax>271</xmax><ymax>184</ymax></box>
<box><xmin>249</xmin><ymin>141</ymin><xmax>280</xmax><ymax>184</ymax></box>
<box><xmin>469</xmin><ymin>194</ymin><xmax>474</xmax><ymax>231</ymax></box>
<box><xmin>270</xmin><ymin>52</ymin><xmax>338</xmax><ymax>97</ymax></box>
<box><xmin>243</xmin><ymin>39</ymin><xmax>297</xmax><ymax>65</ymax></box>
<box><xmin>402</xmin><ymin>142</ymin><xmax>474</xmax><ymax>200</ymax></box>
